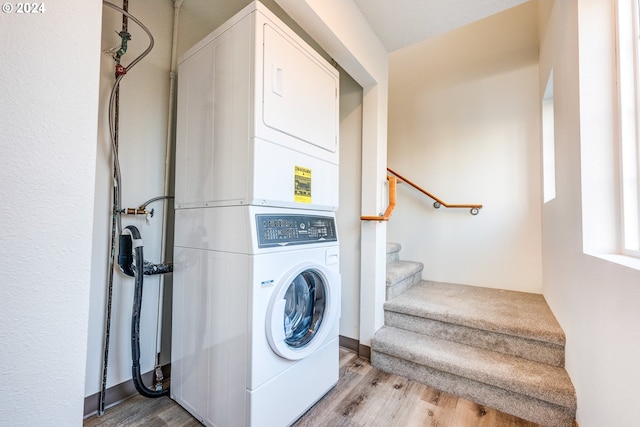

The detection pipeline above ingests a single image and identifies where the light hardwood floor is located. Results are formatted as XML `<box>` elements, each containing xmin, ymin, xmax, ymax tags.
<box><xmin>84</xmin><ymin>348</ymin><xmax>540</xmax><ymax>427</ymax></box>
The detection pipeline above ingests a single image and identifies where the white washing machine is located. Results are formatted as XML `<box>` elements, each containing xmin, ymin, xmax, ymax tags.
<box><xmin>174</xmin><ymin>1</ymin><xmax>340</xmax><ymax>211</ymax></box>
<box><xmin>171</xmin><ymin>205</ymin><xmax>341</xmax><ymax>427</ymax></box>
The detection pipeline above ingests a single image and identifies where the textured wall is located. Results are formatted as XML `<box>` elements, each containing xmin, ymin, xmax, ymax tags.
<box><xmin>0</xmin><ymin>1</ymin><xmax>102</xmax><ymax>424</ymax></box>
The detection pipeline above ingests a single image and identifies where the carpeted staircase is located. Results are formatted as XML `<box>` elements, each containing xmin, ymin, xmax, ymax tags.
<box><xmin>371</xmin><ymin>243</ymin><xmax>577</xmax><ymax>426</ymax></box>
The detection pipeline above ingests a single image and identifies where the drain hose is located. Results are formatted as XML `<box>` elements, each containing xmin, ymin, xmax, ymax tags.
<box><xmin>123</xmin><ymin>225</ymin><xmax>169</xmax><ymax>398</ymax></box>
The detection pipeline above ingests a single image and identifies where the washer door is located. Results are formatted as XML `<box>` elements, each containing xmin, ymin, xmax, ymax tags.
<box><xmin>266</xmin><ymin>263</ymin><xmax>338</xmax><ymax>360</ymax></box>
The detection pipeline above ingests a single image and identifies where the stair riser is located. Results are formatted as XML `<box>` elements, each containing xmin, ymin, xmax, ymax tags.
<box><xmin>373</xmin><ymin>326</ymin><xmax>576</xmax><ymax>409</ymax></box>
<box><xmin>372</xmin><ymin>351</ymin><xmax>575</xmax><ymax>427</ymax></box>
<box><xmin>387</xmin><ymin>271</ymin><xmax>421</xmax><ymax>300</ymax></box>
<box><xmin>384</xmin><ymin>311</ymin><xmax>565</xmax><ymax>367</ymax></box>
<box><xmin>386</xmin><ymin>242</ymin><xmax>401</xmax><ymax>263</ymax></box>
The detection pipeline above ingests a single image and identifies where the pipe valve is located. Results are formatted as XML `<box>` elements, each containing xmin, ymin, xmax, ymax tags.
<box><xmin>123</xmin><ymin>207</ymin><xmax>151</xmax><ymax>216</ymax></box>
<box><xmin>115</xmin><ymin>30</ymin><xmax>131</xmax><ymax>59</ymax></box>
<box><xmin>121</xmin><ymin>207</ymin><xmax>154</xmax><ymax>224</ymax></box>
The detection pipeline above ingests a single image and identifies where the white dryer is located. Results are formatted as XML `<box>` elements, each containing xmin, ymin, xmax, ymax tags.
<box><xmin>171</xmin><ymin>205</ymin><xmax>341</xmax><ymax>427</ymax></box>
<box><xmin>174</xmin><ymin>1</ymin><xmax>340</xmax><ymax>211</ymax></box>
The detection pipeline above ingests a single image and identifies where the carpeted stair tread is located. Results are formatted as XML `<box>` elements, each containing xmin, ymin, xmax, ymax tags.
<box><xmin>385</xmin><ymin>281</ymin><xmax>565</xmax><ymax>346</ymax></box>
<box><xmin>385</xmin><ymin>261</ymin><xmax>423</xmax><ymax>286</ymax></box>
<box><xmin>372</xmin><ymin>325</ymin><xmax>576</xmax><ymax>410</ymax></box>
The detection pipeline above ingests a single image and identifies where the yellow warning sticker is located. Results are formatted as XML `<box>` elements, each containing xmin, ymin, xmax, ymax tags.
<box><xmin>294</xmin><ymin>166</ymin><xmax>312</xmax><ymax>204</ymax></box>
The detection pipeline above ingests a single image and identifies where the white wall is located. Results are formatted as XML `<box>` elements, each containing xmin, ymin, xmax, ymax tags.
<box><xmin>539</xmin><ymin>1</ymin><xmax>640</xmax><ymax>425</ymax></box>
<box><xmin>0</xmin><ymin>2</ymin><xmax>102</xmax><ymax>425</ymax></box>
<box><xmin>387</xmin><ymin>1</ymin><xmax>542</xmax><ymax>293</ymax></box>
<box><xmin>338</xmin><ymin>70</ymin><xmax>363</xmax><ymax>340</ymax></box>
<box><xmin>85</xmin><ymin>0</ymin><xmax>173</xmax><ymax>398</ymax></box>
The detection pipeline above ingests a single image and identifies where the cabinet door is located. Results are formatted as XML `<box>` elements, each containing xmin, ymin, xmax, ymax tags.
<box><xmin>262</xmin><ymin>23</ymin><xmax>338</xmax><ymax>153</ymax></box>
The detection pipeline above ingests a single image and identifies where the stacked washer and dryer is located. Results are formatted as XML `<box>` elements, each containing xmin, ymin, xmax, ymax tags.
<box><xmin>171</xmin><ymin>2</ymin><xmax>340</xmax><ymax>426</ymax></box>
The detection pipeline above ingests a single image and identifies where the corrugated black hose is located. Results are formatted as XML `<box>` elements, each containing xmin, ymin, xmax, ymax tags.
<box><xmin>122</xmin><ymin>225</ymin><xmax>169</xmax><ymax>398</ymax></box>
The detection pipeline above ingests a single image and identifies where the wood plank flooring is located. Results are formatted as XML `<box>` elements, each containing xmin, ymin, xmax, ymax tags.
<box><xmin>84</xmin><ymin>348</ymin><xmax>540</xmax><ymax>427</ymax></box>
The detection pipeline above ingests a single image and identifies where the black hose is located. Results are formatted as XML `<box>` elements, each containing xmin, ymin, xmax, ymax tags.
<box><xmin>124</xmin><ymin>225</ymin><xmax>169</xmax><ymax>398</ymax></box>
<box><xmin>118</xmin><ymin>233</ymin><xmax>135</xmax><ymax>277</ymax></box>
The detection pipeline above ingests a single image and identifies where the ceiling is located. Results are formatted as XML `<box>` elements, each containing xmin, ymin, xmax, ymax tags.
<box><xmin>179</xmin><ymin>0</ymin><xmax>531</xmax><ymax>53</ymax></box>
<box><xmin>352</xmin><ymin>0</ymin><xmax>530</xmax><ymax>52</ymax></box>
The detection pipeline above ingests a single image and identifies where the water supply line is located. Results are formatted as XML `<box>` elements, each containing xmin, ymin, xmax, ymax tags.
<box><xmin>99</xmin><ymin>0</ymin><xmax>155</xmax><ymax>416</ymax></box>
<box><xmin>104</xmin><ymin>0</ymin><xmax>154</xmax><ymax>234</ymax></box>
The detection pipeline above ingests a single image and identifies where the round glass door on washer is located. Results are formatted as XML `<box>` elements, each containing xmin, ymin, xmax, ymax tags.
<box><xmin>267</xmin><ymin>263</ymin><xmax>338</xmax><ymax>361</ymax></box>
<box><xmin>285</xmin><ymin>270</ymin><xmax>326</xmax><ymax>347</ymax></box>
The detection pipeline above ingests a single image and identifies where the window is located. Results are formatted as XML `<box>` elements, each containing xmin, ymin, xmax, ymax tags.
<box><xmin>581</xmin><ymin>0</ymin><xmax>640</xmax><ymax>269</ymax></box>
<box><xmin>617</xmin><ymin>0</ymin><xmax>640</xmax><ymax>256</ymax></box>
<box><xmin>542</xmin><ymin>71</ymin><xmax>556</xmax><ymax>204</ymax></box>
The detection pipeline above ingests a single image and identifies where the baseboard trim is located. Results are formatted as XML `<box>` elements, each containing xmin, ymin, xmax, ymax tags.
<box><xmin>83</xmin><ymin>365</ymin><xmax>170</xmax><ymax>418</ymax></box>
<box><xmin>339</xmin><ymin>335</ymin><xmax>371</xmax><ymax>360</ymax></box>
<box><xmin>358</xmin><ymin>343</ymin><xmax>371</xmax><ymax>360</ymax></box>
<box><xmin>339</xmin><ymin>335</ymin><xmax>358</xmax><ymax>353</ymax></box>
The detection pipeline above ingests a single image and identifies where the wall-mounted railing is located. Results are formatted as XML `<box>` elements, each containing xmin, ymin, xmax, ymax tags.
<box><xmin>387</xmin><ymin>168</ymin><xmax>482</xmax><ymax>215</ymax></box>
<box><xmin>361</xmin><ymin>167</ymin><xmax>483</xmax><ymax>221</ymax></box>
<box><xmin>360</xmin><ymin>175</ymin><xmax>397</xmax><ymax>221</ymax></box>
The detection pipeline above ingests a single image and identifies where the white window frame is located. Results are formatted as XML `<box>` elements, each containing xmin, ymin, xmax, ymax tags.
<box><xmin>542</xmin><ymin>70</ymin><xmax>556</xmax><ymax>204</ymax></box>
<box><xmin>617</xmin><ymin>0</ymin><xmax>640</xmax><ymax>257</ymax></box>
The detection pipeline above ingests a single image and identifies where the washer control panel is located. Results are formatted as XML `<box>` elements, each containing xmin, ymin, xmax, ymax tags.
<box><xmin>256</xmin><ymin>214</ymin><xmax>337</xmax><ymax>248</ymax></box>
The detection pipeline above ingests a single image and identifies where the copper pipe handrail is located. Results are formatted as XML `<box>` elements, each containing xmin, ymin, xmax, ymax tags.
<box><xmin>386</xmin><ymin>167</ymin><xmax>482</xmax><ymax>215</ymax></box>
<box><xmin>360</xmin><ymin>176</ymin><xmax>397</xmax><ymax>221</ymax></box>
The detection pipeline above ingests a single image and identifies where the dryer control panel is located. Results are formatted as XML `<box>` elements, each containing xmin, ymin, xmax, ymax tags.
<box><xmin>256</xmin><ymin>214</ymin><xmax>337</xmax><ymax>248</ymax></box>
